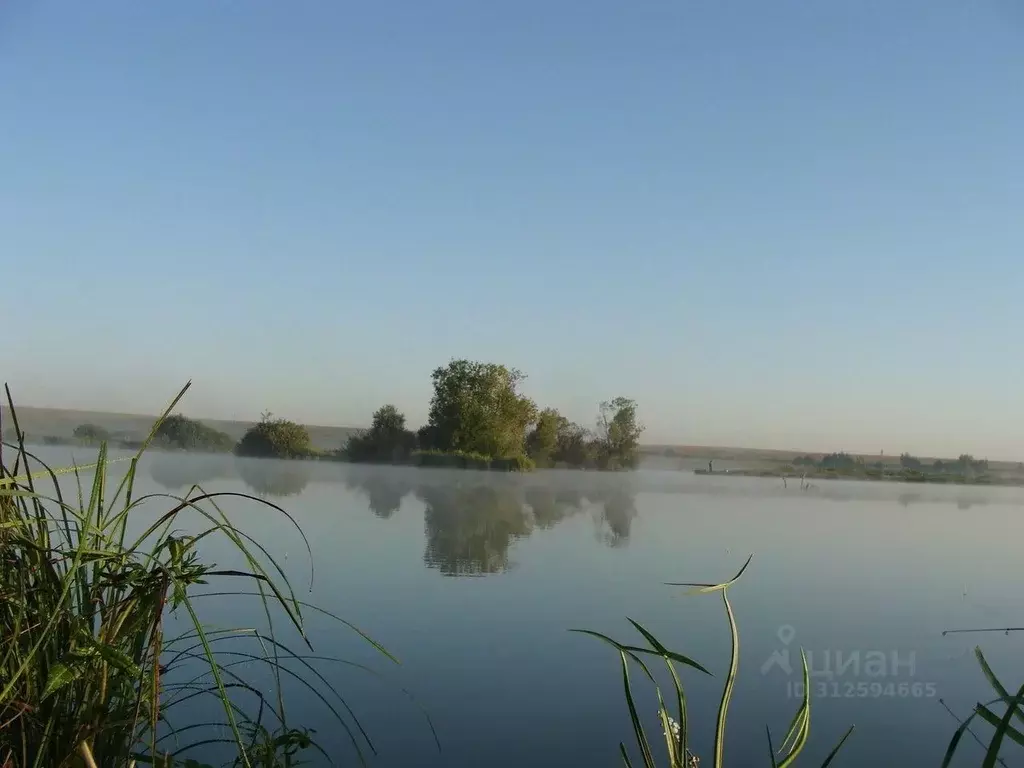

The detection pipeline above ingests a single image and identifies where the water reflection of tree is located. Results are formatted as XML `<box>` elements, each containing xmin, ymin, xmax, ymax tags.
<box><xmin>343</xmin><ymin>468</ymin><xmax>415</xmax><ymax>519</ymax></box>
<box><xmin>524</xmin><ymin>486</ymin><xmax>584</xmax><ymax>529</ymax></box>
<box><xmin>149</xmin><ymin>454</ymin><xmax>234</xmax><ymax>491</ymax></box>
<box><xmin>591</xmin><ymin>487</ymin><xmax>637</xmax><ymax>548</ymax></box>
<box><xmin>418</xmin><ymin>484</ymin><xmax>532</xmax><ymax>576</ymax></box>
<box><xmin>236</xmin><ymin>458</ymin><xmax>310</xmax><ymax>498</ymax></box>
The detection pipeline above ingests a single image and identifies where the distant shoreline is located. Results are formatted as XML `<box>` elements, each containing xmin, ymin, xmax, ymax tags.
<box><xmin>694</xmin><ymin>466</ymin><xmax>1021</xmax><ymax>488</ymax></box>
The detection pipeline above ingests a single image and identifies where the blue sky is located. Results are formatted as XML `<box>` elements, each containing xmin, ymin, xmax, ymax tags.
<box><xmin>2</xmin><ymin>1</ymin><xmax>1022</xmax><ymax>457</ymax></box>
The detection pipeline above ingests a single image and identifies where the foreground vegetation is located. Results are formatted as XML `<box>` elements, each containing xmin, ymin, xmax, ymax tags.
<box><xmin>586</xmin><ymin>556</ymin><xmax>1024</xmax><ymax>767</ymax></box>
<box><xmin>0</xmin><ymin>383</ymin><xmax>428</xmax><ymax>767</ymax></box>
<box><xmin>578</xmin><ymin>556</ymin><xmax>855</xmax><ymax>767</ymax></box>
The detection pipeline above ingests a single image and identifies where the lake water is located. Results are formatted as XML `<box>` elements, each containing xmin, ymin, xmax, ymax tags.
<box><xmin>20</xmin><ymin>446</ymin><xmax>1024</xmax><ymax>766</ymax></box>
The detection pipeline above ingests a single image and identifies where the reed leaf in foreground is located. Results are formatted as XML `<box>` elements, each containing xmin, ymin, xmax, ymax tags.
<box><xmin>940</xmin><ymin>646</ymin><xmax>1024</xmax><ymax>767</ymax></box>
<box><xmin>0</xmin><ymin>384</ymin><xmax>418</xmax><ymax>768</ymax></box>
<box><xmin>573</xmin><ymin>556</ymin><xmax>854</xmax><ymax>767</ymax></box>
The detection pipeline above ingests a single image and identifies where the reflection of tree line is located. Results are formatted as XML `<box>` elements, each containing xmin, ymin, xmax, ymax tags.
<box><xmin>150</xmin><ymin>456</ymin><xmax>637</xmax><ymax>575</ymax></box>
<box><xmin>344</xmin><ymin>472</ymin><xmax>637</xmax><ymax>576</ymax></box>
<box><xmin>148</xmin><ymin>455</ymin><xmax>312</xmax><ymax>499</ymax></box>
<box><xmin>897</xmin><ymin>492</ymin><xmax>990</xmax><ymax>510</ymax></box>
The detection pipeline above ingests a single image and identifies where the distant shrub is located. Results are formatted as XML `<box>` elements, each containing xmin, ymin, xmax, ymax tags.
<box><xmin>155</xmin><ymin>414</ymin><xmax>234</xmax><ymax>453</ymax></box>
<box><xmin>235</xmin><ymin>412</ymin><xmax>314</xmax><ymax>459</ymax></box>
<box><xmin>899</xmin><ymin>453</ymin><xmax>922</xmax><ymax>470</ymax></box>
<box><xmin>343</xmin><ymin>405</ymin><xmax>417</xmax><ymax>463</ymax></box>
<box><xmin>73</xmin><ymin>423</ymin><xmax>109</xmax><ymax>444</ymax></box>
<box><xmin>819</xmin><ymin>452</ymin><xmax>858</xmax><ymax>471</ymax></box>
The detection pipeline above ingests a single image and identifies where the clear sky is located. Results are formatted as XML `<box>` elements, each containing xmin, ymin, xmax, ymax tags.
<box><xmin>2</xmin><ymin>1</ymin><xmax>1022</xmax><ymax>458</ymax></box>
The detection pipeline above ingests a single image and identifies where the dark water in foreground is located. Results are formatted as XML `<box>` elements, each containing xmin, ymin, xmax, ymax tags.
<box><xmin>26</xmin><ymin>447</ymin><xmax>1024</xmax><ymax>766</ymax></box>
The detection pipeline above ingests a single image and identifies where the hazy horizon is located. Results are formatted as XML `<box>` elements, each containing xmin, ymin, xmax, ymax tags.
<box><xmin>3</xmin><ymin>1</ymin><xmax>1022</xmax><ymax>458</ymax></box>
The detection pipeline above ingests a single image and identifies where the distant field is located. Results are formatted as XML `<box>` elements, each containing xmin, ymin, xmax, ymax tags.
<box><xmin>0</xmin><ymin>405</ymin><xmax>361</xmax><ymax>452</ymax></box>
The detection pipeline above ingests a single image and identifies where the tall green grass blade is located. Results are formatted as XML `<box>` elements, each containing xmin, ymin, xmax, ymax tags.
<box><xmin>974</xmin><ymin>647</ymin><xmax>1024</xmax><ymax>728</ymax></box>
<box><xmin>711</xmin><ymin>588</ymin><xmax>739</xmax><ymax>768</ymax></box>
<box><xmin>777</xmin><ymin>650</ymin><xmax>811</xmax><ymax>764</ymax></box>
<box><xmin>982</xmin><ymin>683</ymin><xmax>1024</xmax><ymax>767</ymax></box>
<box><xmin>619</xmin><ymin>649</ymin><xmax>657</xmax><ymax>768</ymax></box>
<box><xmin>974</xmin><ymin>705</ymin><xmax>1024</xmax><ymax>747</ymax></box>
<box><xmin>625</xmin><ymin>618</ymin><xmax>712</xmax><ymax>676</ymax></box>
<box><xmin>818</xmin><ymin>725</ymin><xmax>855</xmax><ymax>767</ymax></box>
<box><xmin>765</xmin><ymin>725</ymin><xmax>779</xmax><ymax>768</ymax></box>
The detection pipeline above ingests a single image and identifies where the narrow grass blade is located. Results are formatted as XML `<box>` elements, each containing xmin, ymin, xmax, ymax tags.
<box><xmin>975</xmin><ymin>647</ymin><xmax>1024</xmax><ymax>728</ymax></box>
<box><xmin>666</xmin><ymin>554</ymin><xmax>753</xmax><ymax>595</ymax></box>
<box><xmin>982</xmin><ymin>683</ymin><xmax>1024</xmax><ymax>767</ymax></box>
<box><xmin>625</xmin><ymin>618</ymin><xmax>712</xmax><ymax>675</ymax></box>
<box><xmin>712</xmin><ymin>588</ymin><xmax>740</xmax><ymax>768</ymax></box>
<box><xmin>619</xmin><ymin>650</ymin><xmax>657</xmax><ymax>768</ymax></box>
<box><xmin>818</xmin><ymin>725</ymin><xmax>855</xmax><ymax>767</ymax></box>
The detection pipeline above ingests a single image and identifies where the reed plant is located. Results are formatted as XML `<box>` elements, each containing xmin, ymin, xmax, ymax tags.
<box><xmin>573</xmin><ymin>556</ymin><xmax>854</xmax><ymax>767</ymax></box>
<box><xmin>939</xmin><ymin>639</ymin><xmax>1024</xmax><ymax>766</ymax></box>
<box><xmin>0</xmin><ymin>382</ymin><xmax>425</xmax><ymax>768</ymax></box>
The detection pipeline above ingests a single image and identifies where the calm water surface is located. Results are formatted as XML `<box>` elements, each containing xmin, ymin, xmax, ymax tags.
<box><xmin>27</xmin><ymin>447</ymin><xmax>1024</xmax><ymax>766</ymax></box>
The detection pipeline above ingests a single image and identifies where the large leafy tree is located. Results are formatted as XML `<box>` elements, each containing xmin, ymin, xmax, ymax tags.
<box><xmin>554</xmin><ymin>420</ymin><xmax>597</xmax><ymax>468</ymax></box>
<box><xmin>235</xmin><ymin>412</ymin><xmax>313</xmax><ymax>459</ymax></box>
<box><xmin>525</xmin><ymin>408</ymin><xmax>568</xmax><ymax>468</ymax></box>
<box><xmin>344</xmin><ymin>404</ymin><xmax>417</xmax><ymax>463</ymax></box>
<box><xmin>594</xmin><ymin>397</ymin><xmax>644</xmax><ymax>470</ymax></box>
<box><xmin>423</xmin><ymin>359</ymin><xmax>537</xmax><ymax>458</ymax></box>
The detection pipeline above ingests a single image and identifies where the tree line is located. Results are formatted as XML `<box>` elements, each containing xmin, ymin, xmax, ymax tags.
<box><xmin>791</xmin><ymin>451</ymin><xmax>991</xmax><ymax>477</ymax></box>
<box><xmin>59</xmin><ymin>359</ymin><xmax>645</xmax><ymax>472</ymax></box>
<box><xmin>343</xmin><ymin>359</ymin><xmax>644</xmax><ymax>470</ymax></box>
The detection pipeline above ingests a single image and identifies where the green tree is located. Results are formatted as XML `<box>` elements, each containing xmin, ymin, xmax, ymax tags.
<box><xmin>525</xmin><ymin>408</ymin><xmax>568</xmax><ymax>467</ymax></box>
<box><xmin>955</xmin><ymin>453</ymin><xmax>988</xmax><ymax>474</ymax></box>
<box><xmin>344</xmin><ymin>404</ymin><xmax>417</xmax><ymax>463</ymax></box>
<box><xmin>235</xmin><ymin>412</ymin><xmax>313</xmax><ymax>459</ymax></box>
<box><xmin>594</xmin><ymin>397</ymin><xmax>644</xmax><ymax>470</ymax></box>
<box><xmin>422</xmin><ymin>359</ymin><xmax>537</xmax><ymax>458</ymax></box>
<box><xmin>553</xmin><ymin>421</ymin><xmax>597</xmax><ymax>468</ymax></box>
<box><xmin>899</xmin><ymin>452</ymin><xmax>922</xmax><ymax>470</ymax></box>
<box><xmin>155</xmin><ymin>414</ymin><xmax>234</xmax><ymax>452</ymax></box>
<box><xmin>819</xmin><ymin>452</ymin><xmax>858</xmax><ymax>471</ymax></box>
<box><xmin>73</xmin><ymin>423</ymin><xmax>109</xmax><ymax>444</ymax></box>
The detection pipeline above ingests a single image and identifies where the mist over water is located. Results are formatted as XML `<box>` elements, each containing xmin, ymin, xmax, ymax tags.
<box><xmin>25</xmin><ymin>445</ymin><xmax>1024</xmax><ymax>766</ymax></box>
